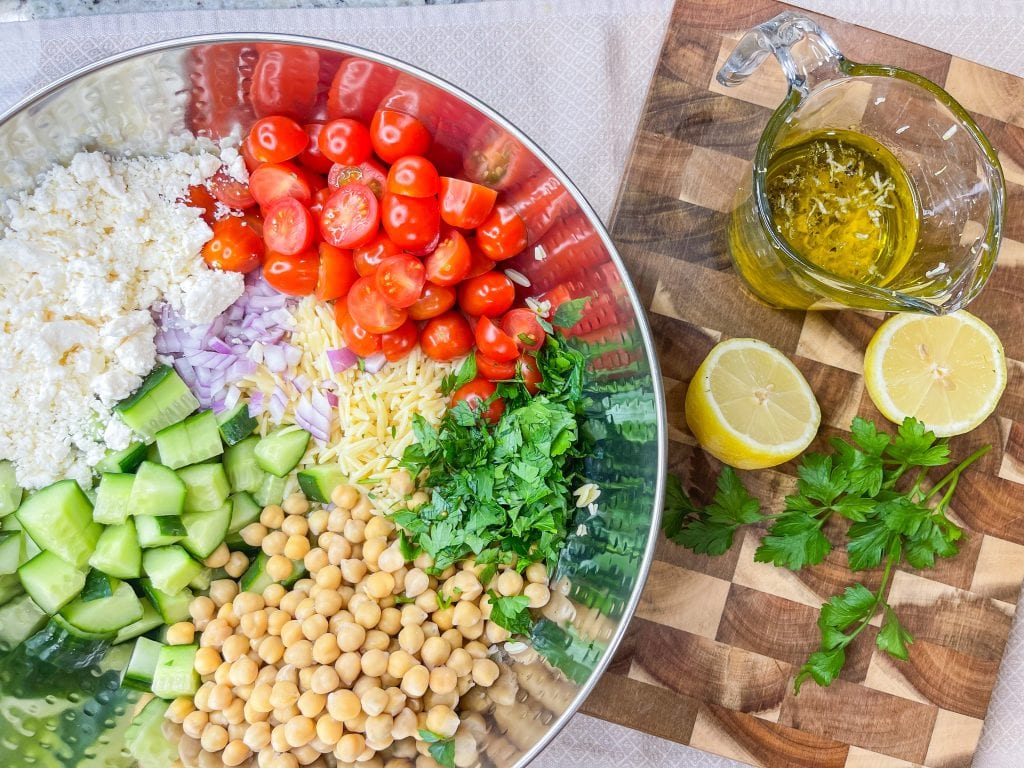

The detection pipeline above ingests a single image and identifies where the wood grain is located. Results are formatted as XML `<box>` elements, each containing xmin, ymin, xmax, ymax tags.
<box><xmin>580</xmin><ymin>1</ymin><xmax>1024</xmax><ymax>765</ymax></box>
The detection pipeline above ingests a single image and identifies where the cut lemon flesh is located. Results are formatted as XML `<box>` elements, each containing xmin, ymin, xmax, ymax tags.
<box><xmin>685</xmin><ymin>338</ymin><xmax>821</xmax><ymax>469</ymax></box>
<box><xmin>863</xmin><ymin>311</ymin><xmax>1006</xmax><ymax>437</ymax></box>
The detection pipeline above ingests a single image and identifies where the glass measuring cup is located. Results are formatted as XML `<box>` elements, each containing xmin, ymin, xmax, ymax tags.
<box><xmin>721</xmin><ymin>12</ymin><xmax>1005</xmax><ymax>313</ymax></box>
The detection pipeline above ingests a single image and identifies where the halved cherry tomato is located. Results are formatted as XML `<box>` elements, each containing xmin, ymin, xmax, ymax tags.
<box><xmin>320</xmin><ymin>184</ymin><xmax>380</xmax><ymax>249</ymax></box>
<box><xmin>501</xmin><ymin>308</ymin><xmax>547</xmax><ymax>351</ymax></box>
<box><xmin>451</xmin><ymin>379</ymin><xmax>504</xmax><ymax>423</ymax></box>
<box><xmin>370</xmin><ymin>109</ymin><xmax>432</xmax><ymax>164</ymax></box>
<box><xmin>334</xmin><ymin>302</ymin><xmax>382</xmax><ymax>357</ymax></box>
<box><xmin>248</xmin><ymin>162</ymin><xmax>312</xmax><ymax>208</ymax></box>
<box><xmin>328</xmin><ymin>159</ymin><xmax>388</xmax><ymax>199</ymax></box>
<box><xmin>315</xmin><ymin>243</ymin><xmax>358</xmax><ymax>301</ymax></box>
<box><xmin>476</xmin><ymin>351</ymin><xmax>517</xmax><ymax>381</ymax></box>
<box><xmin>201</xmin><ymin>217</ymin><xmax>264</xmax><ymax>273</ymax></box>
<box><xmin>353</xmin><ymin>231</ymin><xmax>401</xmax><ymax>276</ymax></box>
<box><xmin>408</xmin><ymin>283</ymin><xmax>456</xmax><ymax>321</ymax></box>
<box><xmin>240</xmin><ymin>136</ymin><xmax>262</xmax><ymax>173</ymax></box>
<box><xmin>318</xmin><ymin>119</ymin><xmax>373</xmax><ymax>165</ymax></box>
<box><xmin>264</xmin><ymin>250</ymin><xmax>319</xmax><ymax>295</ymax></box>
<box><xmin>298</xmin><ymin>124</ymin><xmax>336</xmax><ymax>174</ymax></box>
<box><xmin>439</xmin><ymin>177</ymin><xmax>497</xmax><ymax>228</ymax></box>
<box><xmin>387</xmin><ymin>156</ymin><xmax>440</xmax><ymax>198</ymax></box>
<box><xmin>476</xmin><ymin>203</ymin><xmax>528</xmax><ymax>260</ymax></box>
<box><xmin>248</xmin><ymin>115</ymin><xmax>308</xmax><ymax>164</ymax></box>
<box><xmin>423</xmin><ymin>229</ymin><xmax>470</xmax><ymax>286</ymax></box>
<box><xmin>263</xmin><ymin>197</ymin><xmax>314</xmax><ymax>256</ymax></box>
<box><xmin>420</xmin><ymin>311</ymin><xmax>474</xmax><ymax>362</ymax></box>
<box><xmin>475</xmin><ymin>316</ymin><xmax>519</xmax><ymax>362</ymax></box>
<box><xmin>208</xmin><ymin>169</ymin><xmax>256</xmax><ymax>209</ymax></box>
<box><xmin>382</xmin><ymin>319</ymin><xmax>419</xmax><ymax>362</ymax></box>
<box><xmin>381</xmin><ymin>193</ymin><xmax>440</xmax><ymax>252</ymax></box>
<box><xmin>464</xmin><ymin>238</ymin><xmax>496</xmax><ymax>279</ymax></box>
<box><xmin>347</xmin><ymin>275</ymin><xmax>408</xmax><ymax>334</ymax></box>
<box><xmin>458</xmin><ymin>271</ymin><xmax>515</xmax><ymax>317</ymax></box>
<box><xmin>375</xmin><ymin>255</ymin><xmax>426</xmax><ymax>309</ymax></box>
<box><xmin>517</xmin><ymin>355</ymin><xmax>542</xmax><ymax>395</ymax></box>
<box><xmin>185</xmin><ymin>184</ymin><xmax>218</xmax><ymax>223</ymax></box>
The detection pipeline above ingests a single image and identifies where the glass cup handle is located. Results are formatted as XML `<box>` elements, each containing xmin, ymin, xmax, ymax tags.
<box><xmin>716</xmin><ymin>11</ymin><xmax>845</xmax><ymax>96</ymax></box>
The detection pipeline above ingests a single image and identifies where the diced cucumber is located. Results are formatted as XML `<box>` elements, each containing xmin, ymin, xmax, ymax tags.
<box><xmin>129</xmin><ymin>462</ymin><xmax>186</xmax><ymax>517</ymax></box>
<box><xmin>15</xmin><ymin>479</ymin><xmax>101</xmax><ymax>568</ymax></box>
<box><xmin>181</xmin><ymin>503</ymin><xmax>231</xmax><ymax>559</ymax></box>
<box><xmin>217</xmin><ymin>402</ymin><xmax>258</xmax><ymax>445</ymax></box>
<box><xmin>223</xmin><ymin>436</ymin><xmax>266</xmax><ymax>494</ymax></box>
<box><xmin>0</xmin><ymin>573</ymin><xmax>23</xmax><ymax>605</ymax></box>
<box><xmin>240</xmin><ymin>552</ymin><xmax>303</xmax><ymax>593</ymax></box>
<box><xmin>228</xmin><ymin>491</ymin><xmax>262</xmax><ymax>534</ymax></box>
<box><xmin>152</xmin><ymin>643</ymin><xmax>200</xmax><ymax>699</ymax></box>
<box><xmin>135</xmin><ymin>515</ymin><xmax>186</xmax><ymax>548</ymax></box>
<box><xmin>297</xmin><ymin>464</ymin><xmax>346</xmax><ymax>503</ymax></box>
<box><xmin>24</xmin><ymin>615</ymin><xmax>112</xmax><ymax>669</ymax></box>
<box><xmin>143</xmin><ymin>546</ymin><xmax>203</xmax><ymax>595</ymax></box>
<box><xmin>89</xmin><ymin>519</ymin><xmax>142</xmax><ymax>579</ymax></box>
<box><xmin>126</xmin><ymin>698</ymin><xmax>179</xmax><ymax>768</ymax></box>
<box><xmin>155</xmin><ymin>411</ymin><xmax>224</xmax><ymax>469</ymax></box>
<box><xmin>146</xmin><ymin>442</ymin><xmax>162</xmax><ymax>464</ymax></box>
<box><xmin>92</xmin><ymin>472</ymin><xmax>135</xmax><ymax>525</ymax></box>
<box><xmin>0</xmin><ymin>594</ymin><xmax>48</xmax><ymax>650</ymax></box>
<box><xmin>122</xmin><ymin>636</ymin><xmax>164</xmax><ymax>691</ymax></box>
<box><xmin>80</xmin><ymin>568</ymin><xmax>115</xmax><ymax>602</ymax></box>
<box><xmin>0</xmin><ymin>530</ymin><xmax>25</xmax><ymax>575</ymax></box>
<box><xmin>254</xmin><ymin>473</ymin><xmax>288</xmax><ymax>507</ymax></box>
<box><xmin>152</xmin><ymin>420</ymin><xmax>189</xmax><ymax>469</ymax></box>
<box><xmin>62</xmin><ymin>579</ymin><xmax>143</xmax><ymax>634</ymax></box>
<box><xmin>189</xmin><ymin>567</ymin><xmax>212</xmax><ymax>591</ymax></box>
<box><xmin>0</xmin><ymin>460</ymin><xmax>23</xmax><ymax>518</ymax></box>
<box><xmin>94</xmin><ymin>442</ymin><xmax>148</xmax><ymax>475</ymax></box>
<box><xmin>255</xmin><ymin>426</ymin><xmax>310</xmax><ymax>477</ymax></box>
<box><xmin>114</xmin><ymin>597</ymin><xmax>163</xmax><ymax>644</ymax></box>
<box><xmin>18</xmin><ymin>550</ymin><xmax>86</xmax><ymax>614</ymax></box>
<box><xmin>115</xmin><ymin>365</ymin><xmax>199</xmax><ymax>439</ymax></box>
<box><xmin>140</xmin><ymin>580</ymin><xmax>193</xmax><ymax>624</ymax></box>
<box><xmin>177</xmin><ymin>463</ymin><xmax>230</xmax><ymax>513</ymax></box>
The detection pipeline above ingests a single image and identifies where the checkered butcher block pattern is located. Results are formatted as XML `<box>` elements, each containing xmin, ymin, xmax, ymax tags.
<box><xmin>576</xmin><ymin>1</ymin><xmax>1024</xmax><ymax>766</ymax></box>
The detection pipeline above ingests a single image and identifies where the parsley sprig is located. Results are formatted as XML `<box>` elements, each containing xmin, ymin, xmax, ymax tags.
<box><xmin>663</xmin><ymin>416</ymin><xmax>989</xmax><ymax>692</ymax></box>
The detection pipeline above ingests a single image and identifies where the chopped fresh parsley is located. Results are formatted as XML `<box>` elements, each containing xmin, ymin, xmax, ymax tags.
<box><xmin>418</xmin><ymin>730</ymin><xmax>455</xmax><ymax>768</ymax></box>
<box><xmin>487</xmin><ymin>590</ymin><xmax>533</xmax><ymax>635</ymax></box>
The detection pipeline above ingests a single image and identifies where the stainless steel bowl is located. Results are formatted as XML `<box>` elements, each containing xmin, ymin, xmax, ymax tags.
<box><xmin>0</xmin><ymin>34</ymin><xmax>666</xmax><ymax>768</ymax></box>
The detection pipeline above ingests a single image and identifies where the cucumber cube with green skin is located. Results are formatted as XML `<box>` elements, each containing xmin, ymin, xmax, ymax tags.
<box><xmin>140</xmin><ymin>579</ymin><xmax>193</xmax><ymax>624</ymax></box>
<box><xmin>143</xmin><ymin>546</ymin><xmax>203</xmax><ymax>595</ymax></box>
<box><xmin>254</xmin><ymin>426</ymin><xmax>310</xmax><ymax>477</ymax></box>
<box><xmin>94</xmin><ymin>442</ymin><xmax>148</xmax><ymax>475</ymax></box>
<box><xmin>0</xmin><ymin>531</ymin><xmax>25</xmax><ymax>575</ymax></box>
<box><xmin>135</xmin><ymin>516</ymin><xmax>186</xmax><ymax>548</ymax></box>
<box><xmin>130</xmin><ymin>462</ymin><xmax>186</xmax><ymax>517</ymax></box>
<box><xmin>115</xmin><ymin>365</ymin><xmax>199</xmax><ymax>440</ymax></box>
<box><xmin>122</xmin><ymin>636</ymin><xmax>165</xmax><ymax>691</ymax></box>
<box><xmin>0</xmin><ymin>460</ymin><xmax>23</xmax><ymax>518</ymax></box>
<box><xmin>15</xmin><ymin>479</ymin><xmax>101</xmax><ymax>568</ymax></box>
<box><xmin>89</xmin><ymin>519</ymin><xmax>143</xmax><ymax>579</ymax></box>
<box><xmin>80</xmin><ymin>568</ymin><xmax>116</xmax><ymax>602</ymax></box>
<box><xmin>180</xmin><ymin>502</ymin><xmax>231</xmax><ymax>559</ymax></box>
<box><xmin>92</xmin><ymin>472</ymin><xmax>135</xmax><ymax>525</ymax></box>
<box><xmin>228</xmin><ymin>492</ymin><xmax>261</xmax><ymax>534</ymax></box>
<box><xmin>177</xmin><ymin>463</ymin><xmax>230</xmax><ymax>514</ymax></box>
<box><xmin>151</xmin><ymin>644</ymin><xmax>200</xmax><ymax>699</ymax></box>
<box><xmin>253</xmin><ymin>474</ymin><xmax>287</xmax><ymax>508</ymax></box>
<box><xmin>114</xmin><ymin>597</ymin><xmax>163</xmax><ymax>644</ymax></box>
<box><xmin>0</xmin><ymin>593</ymin><xmax>47</xmax><ymax>649</ymax></box>
<box><xmin>61</xmin><ymin>579</ymin><xmax>144</xmax><ymax>635</ymax></box>
<box><xmin>217</xmin><ymin>402</ymin><xmax>258</xmax><ymax>446</ymax></box>
<box><xmin>223</xmin><ymin>436</ymin><xmax>266</xmax><ymax>494</ymax></box>
<box><xmin>18</xmin><ymin>550</ymin><xmax>86</xmax><ymax>614</ymax></box>
<box><xmin>155</xmin><ymin>411</ymin><xmax>224</xmax><ymax>469</ymax></box>
<box><xmin>297</xmin><ymin>465</ymin><xmax>346</xmax><ymax>503</ymax></box>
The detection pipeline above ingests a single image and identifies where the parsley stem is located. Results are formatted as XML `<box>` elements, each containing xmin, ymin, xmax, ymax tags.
<box><xmin>923</xmin><ymin>444</ymin><xmax>991</xmax><ymax>502</ymax></box>
<box><xmin>846</xmin><ymin>549</ymin><xmax>898</xmax><ymax>645</ymax></box>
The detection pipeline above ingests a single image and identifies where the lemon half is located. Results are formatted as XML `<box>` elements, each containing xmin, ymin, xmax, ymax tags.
<box><xmin>685</xmin><ymin>338</ymin><xmax>821</xmax><ymax>469</ymax></box>
<box><xmin>863</xmin><ymin>311</ymin><xmax>1006</xmax><ymax>437</ymax></box>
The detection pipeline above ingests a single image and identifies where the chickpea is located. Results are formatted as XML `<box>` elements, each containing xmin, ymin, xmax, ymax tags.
<box><xmin>336</xmin><ymin>652</ymin><xmax>362</xmax><ymax>686</ymax></box>
<box><xmin>200</xmin><ymin>619</ymin><xmax>232</xmax><ymax>649</ymax></box>
<box><xmin>398</xmin><ymin>605</ymin><xmax>426</xmax><ymax>630</ymax></box>
<box><xmin>356</xmin><ymin>685</ymin><xmax>386</xmax><ymax>717</ymax></box>
<box><xmin>262</xmin><ymin>530</ymin><xmax>288</xmax><ymax>557</ymax></box>
<box><xmin>524</xmin><ymin>561</ymin><xmax>547</xmax><ymax>584</ymax></box>
<box><xmin>421</xmin><ymin>622</ymin><xmax>440</xmax><ymax>639</ymax></box>
<box><xmin>221</xmin><ymin>634</ymin><xmax>249</xmax><ymax>662</ymax></box>
<box><xmin>361</xmin><ymin>648</ymin><xmax>389</xmax><ymax>677</ymax></box>
<box><xmin>263</xmin><ymin>583</ymin><xmax>287</xmax><ymax>608</ymax></box>
<box><xmin>270</xmin><ymin>680</ymin><xmax>300</xmax><ymax>709</ymax></box>
<box><xmin>201</xmin><ymin>723</ymin><xmax>229</xmax><ymax>752</ymax></box>
<box><xmin>282</xmin><ymin>492</ymin><xmax>310</xmax><ymax>516</ymax></box>
<box><xmin>484</xmin><ymin>621</ymin><xmax>510</xmax><ymax>644</ymax></box>
<box><xmin>217</xmin><ymin>603</ymin><xmax>240</xmax><ymax>628</ymax></box>
<box><xmin>364</xmin><ymin>571</ymin><xmax>395</xmax><ymax>600</ymax></box>
<box><xmin>189</xmin><ymin>595</ymin><xmax>216</xmax><ymax>626</ymax></box>
<box><xmin>523</xmin><ymin>582</ymin><xmax>550</xmax><ymax>608</ymax></box>
<box><xmin>278</xmin><ymin>512</ymin><xmax>307</xmax><ymax>537</ymax></box>
<box><xmin>472</xmin><ymin>658</ymin><xmax>501</xmax><ymax>687</ymax></box>
<box><xmin>403</xmin><ymin>569</ymin><xmax>428</xmax><ymax>599</ymax></box>
<box><xmin>167</xmin><ymin>696</ymin><xmax>196</xmax><ymax>723</ymax></box>
<box><xmin>276</xmin><ymin>664</ymin><xmax>299</xmax><ymax>684</ymax></box>
<box><xmin>268</xmin><ymin>752</ymin><xmax>298</xmax><ymax>768</ymax></box>
<box><xmin>270</xmin><ymin>723</ymin><xmax>291</xmax><ymax>753</ymax></box>
<box><xmin>243</xmin><ymin>721</ymin><xmax>272</xmax><ymax>751</ymax></box>
<box><xmin>327</xmin><ymin>688</ymin><xmax>362</xmax><ymax>721</ymax></box>
<box><xmin>240</xmin><ymin>610</ymin><xmax>269</xmax><ymax>640</ymax></box>
<box><xmin>283</xmin><ymin>639</ymin><xmax>314</xmax><ymax>668</ymax></box>
<box><xmin>337</xmin><ymin>622</ymin><xmax>367</xmax><ymax>652</ymax></box>
<box><xmin>283</xmin><ymin>715</ymin><xmax>316</xmax><ymax>748</ymax></box>
<box><xmin>414</xmin><ymin>590</ymin><xmax>439</xmax><ymax>614</ymax></box>
<box><xmin>328</xmin><ymin>537</ymin><xmax>353</xmax><ymax>566</ymax></box>
<box><xmin>301</xmin><ymin>614</ymin><xmax>329</xmax><ymax>641</ymax></box>
<box><xmin>463</xmin><ymin>641</ymin><xmax>488</xmax><ymax>660</ymax></box>
<box><xmin>331</xmin><ymin>485</ymin><xmax>359</xmax><ymax>510</ymax></box>
<box><xmin>407</xmin><ymin>490</ymin><xmax>429</xmax><ymax>510</ymax></box>
<box><xmin>419</xmin><ymin>637</ymin><xmax>449</xmax><ymax>668</ymax></box>
<box><xmin>398</xmin><ymin>625</ymin><xmax>425</xmax><ymax>655</ymax></box>
<box><xmin>266</xmin><ymin>554</ymin><xmax>294</xmax><ymax>582</ymax></box>
<box><xmin>257</xmin><ymin>635</ymin><xmax>284</xmax><ymax>665</ymax></box>
<box><xmin>361</xmin><ymin>710</ymin><xmax>392</xmax><ymax>744</ymax></box>
<box><xmin>354</xmin><ymin>601</ymin><xmax>382</xmax><ymax>630</ymax></box>
<box><xmin>230</xmin><ymin>656</ymin><xmax>259</xmax><ymax>686</ymax></box>
<box><xmin>304</xmin><ymin>548</ymin><xmax>329</xmax><ymax>576</ymax></box>
<box><xmin>164</xmin><ymin>620</ymin><xmax>195</xmax><ymax>646</ymax></box>
<box><xmin>335</xmin><ymin>733</ymin><xmax>366</xmax><ymax>763</ymax></box>
<box><xmin>451</xmin><ymin>601</ymin><xmax>481</xmax><ymax>628</ymax></box>
<box><xmin>400</xmin><ymin>665</ymin><xmax>429</xmax><ymax>698</ymax></box>
<box><xmin>351</xmin><ymin>496</ymin><xmax>374</xmax><ymax>522</ymax></box>
<box><xmin>385</xmin><ymin>650</ymin><xmax>415</xmax><ymax>679</ymax></box>
<box><xmin>448</xmin><ymin>571</ymin><xmax>482</xmax><ymax>602</ymax></box>
<box><xmin>194</xmin><ymin>646</ymin><xmax>221</xmax><ymax>676</ymax></box>
<box><xmin>182</xmin><ymin>709</ymin><xmax>209</xmax><ymax>739</ymax></box>
<box><xmin>211</xmin><ymin>579</ymin><xmax>240</xmax><ymax>607</ymax></box>
<box><xmin>280</xmin><ymin>590</ymin><xmax>304</xmax><ymax>616</ymax></box>
<box><xmin>364</xmin><ymin>516</ymin><xmax>394</xmax><ymax>540</ymax></box>
<box><xmin>424</xmin><ymin>705</ymin><xmax>459</xmax><ymax>739</ymax></box>
<box><xmin>311</xmin><ymin>713</ymin><xmax>342</xmax><ymax>747</ymax></box>
<box><xmin>341</xmin><ymin>558</ymin><xmax>368</xmax><ymax>584</ymax></box>
<box><xmin>285</xmin><ymin>534</ymin><xmax>311</xmax><ymax>561</ymax></box>
<box><xmin>441</xmin><ymin>629</ymin><xmax>463</xmax><ymax>649</ymax></box>
<box><xmin>362</xmin><ymin>629</ymin><xmax>390</xmax><ymax>652</ymax></box>
<box><xmin>496</xmin><ymin>569</ymin><xmax>524</xmax><ymax>597</ymax></box>
<box><xmin>363</xmin><ymin>536</ymin><xmax>388</xmax><ymax>568</ymax></box>
<box><xmin>309</xmin><ymin>633</ymin><xmax>340</xmax><ymax>666</ymax></box>
<box><xmin>201</xmin><ymin>542</ymin><xmax>230</xmax><ymax>569</ymax></box>
<box><xmin>428</xmin><ymin>666</ymin><xmax>457</xmax><ymax>695</ymax></box>
<box><xmin>431</xmin><ymin>607</ymin><xmax>454</xmax><ymax>632</ymax></box>
<box><xmin>221</xmin><ymin>739</ymin><xmax>252</xmax><ymax>767</ymax></box>
<box><xmin>307</xmin><ymin>664</ymin><xmax>339</xmax><ymax>695</ymax></box>
<box><xmin>225</xmin><ymin>551</ymin><xmax>250</xmax><ymax>579</ymax></box>
<box><xmin>224</xmin><ymin>698</ymin><xmax>246</xmax><ymax>725</ymax></box>
<box><xmin>248</xmin><ymin>683</ymin><xmax>273</xmax><ymax>714</ymax></box>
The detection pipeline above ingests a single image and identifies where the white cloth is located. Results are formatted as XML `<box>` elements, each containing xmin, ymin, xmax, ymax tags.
<box><xmin>0</xmin><ymin>1</ymin><xmax>1021</xmax><ymax>765</ymax></box>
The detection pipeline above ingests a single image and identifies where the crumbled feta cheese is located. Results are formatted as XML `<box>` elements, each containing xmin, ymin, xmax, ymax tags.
<box><xmin>0</xmin><ymin>148</ymin><xmax>243</xmax><ymax>489</ymax></box>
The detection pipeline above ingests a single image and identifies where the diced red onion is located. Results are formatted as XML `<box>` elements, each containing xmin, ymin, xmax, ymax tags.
<box><xmin>363</xmin><ymin>352</ymin><xmax>387</xmax><ymax>374</ymax></box>
<box><xmin>208</xmin><ymin>338</ymin><xmax>232</xmax><ymax>354</ymax></box>
<box><xmin>284</xmin><ymin>344</ymin><xmax>302</xmax><ymax>367</ymax></box>
<box><xmin>263</xmin><ymin>345</ymin><xmax>287</xmax><ymax>373</ymax></box>
<box><xmin>326</xmin><ymin>347</ymin><xmax>358</xmax><ymax>374</ymax></box>
<box><xmin>224</xmin><ymin>387</ymin><xmax>242</xmax><ymax>411</ymax></box>
<box><xmin>325</xmin><ymin>392</ymin><xmax>339</xmax><ymax>407</ymax></box>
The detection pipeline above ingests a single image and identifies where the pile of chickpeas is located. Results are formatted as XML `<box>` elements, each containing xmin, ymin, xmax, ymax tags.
<box><xmin>161</xmin><ymin>469</ymin><xmax>552</xmax><ymax>768</ymax></box>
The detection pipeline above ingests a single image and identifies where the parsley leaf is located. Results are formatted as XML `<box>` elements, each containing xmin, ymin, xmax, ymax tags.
<box><xmin>754</xmin><ymin>511</ymin><xmax>830</xmax><ymax>569</ymax></box>
<box><xmin>418</xmin><ymin>730</ymin><xmax>455</xmax><ymax>768</ymax></box>
<box><xmin>661</xmin><ymin>468</ymin><xmax>763</xmax><ymax>556</ymax></box>
<box><xmin>441</xmin><ymin>354</ymin><xmax>477</xmax><ymax>397</ymax></box>
<box><xmin>818</xmin><ymin>583</ymin><xmax>877</xmax><ymax>630</ymax></box>
<box><xmin>794</xmin><ymin>648</ymin><xmax>846</xmax><ymax>694</ymax></box>
<box><xmin>551</xmin><ymin>297</ymin><xmax>590</xmax><ymax>329</ymax></box>
<box><xmin>487</xmin><ymin>591</ymin><xmax>533</xmax><ymax>636</ymax></box>
<box><xmin>876</xmin><ymin>605</ymin><xmax>914</xmax><ymax>660</ymax></box>
<box><xmin>886</xmin><ymin>417</ymin><xmax>949</xmax><ymax>467</ymax></box>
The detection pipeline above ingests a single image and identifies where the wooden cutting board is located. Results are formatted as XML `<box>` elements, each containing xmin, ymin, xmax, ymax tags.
<box><xmin>578</xmin><ymin>1</ymin><xmax>1024</xmax><ymax>766</ymax></box>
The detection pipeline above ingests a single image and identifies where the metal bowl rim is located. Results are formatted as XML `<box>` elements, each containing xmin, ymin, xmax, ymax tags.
<box><xmin>0</xmin><ymin>31</ymin><xmax>668</xmax><ymax>767</ymax></box>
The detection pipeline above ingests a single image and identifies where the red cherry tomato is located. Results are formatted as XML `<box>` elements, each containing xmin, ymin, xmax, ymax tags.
<box><xmin>475</xmin><ymin>351</ymin><xmax>517</xmax><ymax>381</ymax></box>
<box><xmin>298</xmin><ymin>124</ymin><xmax>336</xmax><ymax>174</ymax></box>
<box><xmin>457</xmin><ymin>272</ymin><xmax>515</xmax><ymax>317</ymax></box>
<box><xmin>375</xmin><ymin>255</ymin><xmax>427</xmax><ymax>309</ymax></box>
<box><xmin>185</xmin><ymin>184</ymin><xmax>218</xmax><ymax>223</ymax></box>
<box><xmin>347</xmin><ymin>275</ymin><xmax>408</xmax><ymax>334</ymax></box>
<box><xmin>320</xmin><ymin>184</ymin><xmax>380</xmax><ymax>249</ymax></box>
<box><xmin>250</xmin><ymin>45</ymin><xmax>319</xmax><ymax>122</ymax></box>
<box><xmin>264</xmin><ymin>250</ymin><xmax>319</xmax><ymax>295</ymax></box>
<box><xmin>248</xmin><ymin>162</ymin><xmax>312</xmax><ymax>208</ymax></box>
<box><xmin>464</xmin><ymin>238</ymin><xmax>496</xmax><ymax>279</ymax></box>
<box><xmin>451</xmin><ymin>379</ymin><xmax>505</xmax><ymax>424</ymax></box>
<box><xmin>370</xmin><ymin>109</ymin><xmax>432</xmax><ymax>164</ymax></box>
<box><xmin>239</xmin><ymin>212</ymin><xmax>264</xmax><ymax>239</ymax></box>
<box><xmin>408</xmin><ymin>283</ymin><xmax>456</xmax><ymax>321</ymax></box>
<box><xmin>423</xmin><ymin>229</ymin><xmax>470</xmax><ymax>287</ymax></box>
<box><xmin>382</xmin><ymin>319</ymin><xmax>419</xmax><ymax>362</ymax></box>
<box><xmin>328</xmin><ymin>159</ymin><xmax>388</xmax><ymax>199</ymax></box>
<box><xmin>318</xmin><ymin>119</ymin><xmax>373</xmax><ymax>166</ymax></box>
<box><xmin>353</xmin><ymin>231</ymin><xmax>401</xmax><ymax>276</ymax></box>
<box><xmin>248</xmin><ymin>116</ymin><xmax>308</xmax><ymax>164</ymax></box>
<box><xmin>386</xmin><ymin>156</ymin><xmax>440</xmax><ymax>198</ymax></box>
<box><xmin>439</xmin><ymin>177</ymin><xmax>497</xmax><ymax>229</ymax></box>
<box><xmin>208</xmin><ymin>169</ymin><xmax>256</xmax><ymax>209</ymax></box>
<box><xmin>263</xmin><ymin>197</ymin><xmax>314</xmax><ymax>257</ymax></box>
<box><xmin>402</xmin><ymin>227</ymin><xmax>441</xmax><ymax>259</ymax></box>
<box><xmin>476</xmin><ymin>203</ymin><xmax>528</xmax><ymax>260</ymax></box>
<box><xmin>517</xmin><ymin>355</ymin><xmax>542</xmax><ymax>395</ymax></box>
<box><xmin>334</xmin><ymin>302</ymin><xmax>382</xmax><ymax>357</ymax></box>
<box><xmin>420</xmin><ymin>312</ymin><xmax>474</xmax><ymax>362</ymax></box>
<box><xmin>315</xmin><ymin>243</ymin><xmax>358</xmax><ymax>301</ymax></box>
<box><xmin>240</xmin><ymin>137</ymin><xmax>261</xmax><ymax>173</ymax></box>
<box><xmin>308</xmin><ymin>186</ymin><xmax>333</xmax><ymax>219</ymax></box>
<box><xmin>381</xmin><ymin>193</ymin><xmax>440</xmax><ymax>252</ymax></box>
<box><xmin>475</xmin><ymin>316</ymin><xmax>519</xmax><ymax>362</ymax></box>
<box><xmin>201</xmin><ymin>217</ymin><xmax>264</xmax><ymax>273</ymax></box>
<box><xmin>501</xmin><ymin>308</ymin><xmax>547</xmax><ymax>352</ymax></box>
